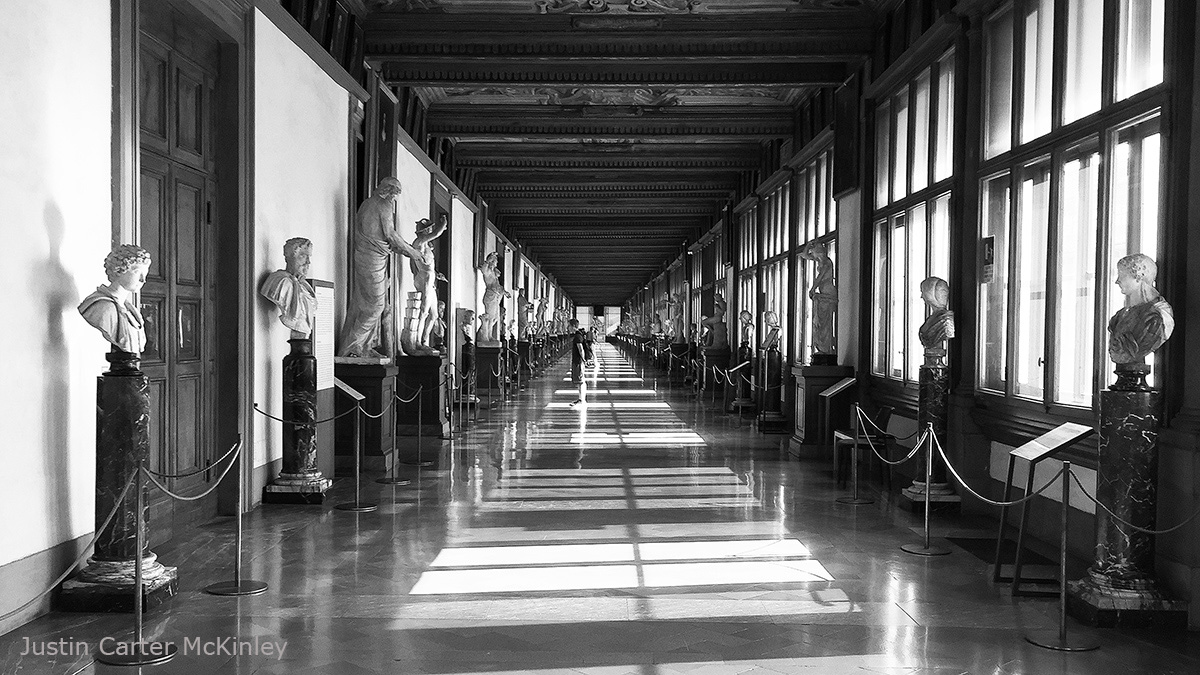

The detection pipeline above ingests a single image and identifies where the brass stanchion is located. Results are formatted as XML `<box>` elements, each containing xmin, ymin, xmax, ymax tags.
<box><xmin>96</xmin><ymin>464</ymin><xmax>177</xmax><ymax>666</ymax></box>
<box><xmin>206</xmin><ymin>435</ymin><xmax>268</xmax><ymax>596</ymax></box>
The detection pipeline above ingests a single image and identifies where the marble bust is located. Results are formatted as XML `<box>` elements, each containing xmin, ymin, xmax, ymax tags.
<box><xmin>917</xmin><ymin>277</ymin><xmax>955</xmax><ymax>367</ymax></box>
<box><xmin>738</xmin><ymin>310</ymin><xmax>755</xmax><ymax>348</ymax></box>
<box><xmin>1108</xmin><ymin>253</ymin><xmax>1174</xmax><ymax>368</ymax></box>
<box><xmin>260</xmin><ymin>237</ymin><xmax>316</xmax><ymax>339</ymax></box>
<box><xmin>79</xmin><ymin>244</ymin><xmax>152</xmax><ymax>354</ymax></box>
<box><xmin>760</xmin><ymin>310</ymin><xmax>781</xmax><ymax>351</ymax></box>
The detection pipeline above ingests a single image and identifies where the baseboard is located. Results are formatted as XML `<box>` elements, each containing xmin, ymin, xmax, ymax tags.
<box><xmin>0</xmin><ymin>534</ymin><xmax>90</xmax><ymax>637</ymax></box>
<box><xmin>251</xmin><ymin>458</ymin><xmax>283</xmax><ymax>509</ymax></box>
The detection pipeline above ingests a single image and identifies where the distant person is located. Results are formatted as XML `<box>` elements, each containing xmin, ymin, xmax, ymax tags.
<box><xmin>569</xmin><ymin>318</ymin><xmax>593</xmax><ymax>407</ymax></box>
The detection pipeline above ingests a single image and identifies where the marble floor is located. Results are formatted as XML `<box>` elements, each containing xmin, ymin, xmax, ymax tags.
<box><xmin>3</xmin><ymin>343</ymin><xmax>1199</xmax><ymax>674</ymax></box>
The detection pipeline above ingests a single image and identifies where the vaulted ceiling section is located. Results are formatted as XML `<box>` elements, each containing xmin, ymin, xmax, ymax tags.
<box><xmin>364</xmin><ymin>0</ymin><xmax>877</xmax><ymax>305</ymax></box>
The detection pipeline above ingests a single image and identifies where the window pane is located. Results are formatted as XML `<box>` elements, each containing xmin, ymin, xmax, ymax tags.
<box><xmin>984</xmin><ymin>6</ymin><xmax>1015</xmax><ymax>159</ymax></box>
<box><xmin>912</xmin><ymin>71</ymin><xmax>932</xmax><ymax>193</ymax></box>
<box><xmin>875</xmin><ymin>102</ymin><xmax>891</xmax><ymax>207</ymax></box>
<box><xmin>892</xmin><ymin>88</ymin><xmax>910</xmax><ymax>202</ymax></box>
<box><xmin>1064</xmin><ymin>0</ymin><xmax>1103</xmax><ymax>123</ymax></box>
<box><xmin>889</xmin><ymin>215</ymin><xmax>907</xmax><ymax>378</ymax></box>
<box><xmin>1108</xmin><ymin>115</ymin><xmax>1163</xmax><ymax>386</ymax></box>
<box><xmin>907</xmin><ymin>204</ymin><xmax>928</xmax><ymax>381</ymax></box>
<box><xmin>872</xmin><ymin>223</ymin><xmax>888</xmax><ymax>375</ymax></box>
<box><xmin>934</xmin><ymin>51</ymin><xmax>956</xmax><ymax>182</ymax></box>
<box><xmin>1054</xmin><ymin>141</ymin><xmax>1100</xmax><ymax>407</ymax></box>
<box><xmin>1014</xmin><ymin>161</ymin><xmax>1051</xmax><ymax>400</ymax></box>
<box><xmin>1116</xmin><ymin>0</ymin><xmax>1165</xmax><ymax>100</ymax></box>
<box><xmin>1021</xmin><ymin>0</ymin><xmax>1055</xmax><ymax>142</ymax></box>
<box><xmin>980</xmin><ymin>174</ymin><xmax>1011</xmax><ymax>392</ymax></box>
<box><xmin>930</xmin><ymin>193</ymin><xmax>951</xmax><ymax>283</ymax></box>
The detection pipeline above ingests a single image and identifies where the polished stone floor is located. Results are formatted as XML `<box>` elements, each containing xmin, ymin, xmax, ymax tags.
<box><xmin>3</xmin><ymin>343</ymin><xmax>1199</xmax><ymax>674</ymax></box>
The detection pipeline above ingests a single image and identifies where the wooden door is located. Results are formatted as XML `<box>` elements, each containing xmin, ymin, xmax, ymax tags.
<box><xmin>137</xmin><ymin>9</ymin><xmax>221</xmax><ymax>543</ymax></box>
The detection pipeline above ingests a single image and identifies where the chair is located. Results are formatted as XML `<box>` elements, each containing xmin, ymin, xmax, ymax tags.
<box><xmin>832</xmin><ymin>405</ymin><xmax>894</xmax><ymax>489</ymax></box>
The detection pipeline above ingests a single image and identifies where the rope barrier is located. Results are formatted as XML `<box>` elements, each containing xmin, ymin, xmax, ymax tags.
<box><xmin>854</xmin><ymin>406</ymin><xmax>921</xmax><ymax>441</ymax></box>
<box><xmin>0</xmin><ymin>470</ymin><xmax>138</xmax><ymax>623</ymax></box>
<box><xmin>145</xmin><ymin>438</ymin><xmax>240</xmax><ymax>479</ymax></box>
<box><xmin>1068</xmin><ymin>470</ymin><xmax>1200</xmax><ymax>535</ymax></box>
<box><xmin>861</xmin><ymin>426</ymin><xmax>927</xmax><ymax>467</ymax></box>
<box><xmin>739</xmin><ymin>373</ymin><xmax>786</xmax><ymax>391</ymax></box>
<box><xmin>931</xmin><ymin>432</ymin><xmax>1066</xmax><ymax>508</ymax></box>
<box><xmin>143</xmin><ymin>442</ymin><xmax>242</xmax><ymax>503</ymax></box>
<box><xmin>394</xmin><ymin>386</ymin><xmax>425</xmax><ymax>405</ymax></box>
<box><xmin>252</xmin><ymin>402</ymin><xmax>359</xmax><ymax>427</ymax></box>
<box><xmin>359</xmin><ymin>395</ymin><xmax>398</xmax><ymax>419</ymax></box>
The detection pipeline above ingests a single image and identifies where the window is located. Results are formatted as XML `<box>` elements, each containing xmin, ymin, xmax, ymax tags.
<box><xmin>870</xmin><ymin>49</ymin><xmax>956</xmax><ymax>382</ymax></box>
<box><xmin>977</xmin><ymin>0</ymin><xmax>1166</xmax><ymax>409</ymax></box>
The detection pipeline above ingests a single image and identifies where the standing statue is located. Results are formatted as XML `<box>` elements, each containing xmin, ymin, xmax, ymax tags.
<box><xmin>1108</xmin><ymin>254</ymin><xmax>1174</xmax><ymax>386</ymax></box>
<box><xmin>799</xmin><ymin>241</ymin><xmax>837</xmax><ymax>358</ymax></box>
<box><xmin>79</xmin><ymin>244</ymin><xmax>152</xmax><ymax>354</ymax></box>
<box><xmin>397</xmin><ymin>215</ymin><xmax>449</xmax><ymax>356</ymax></box>
<box><xmin>669</xmin><ymin>292</ymin><xmax>686</xmax><ymax>343</ymax></box>
<box><xmin>479</xmin><ymin>250</ymin><xmax>509</xmax><ymax>344</ymax></box>
<box><xmin>259</xmin><ymin>237</ymin><xmax>316</xmax><ymax>338</ymax></box>
<box><xmin>761</xmin><ymin>310</ymin><xmax>781</xmax><ymax>351</ymax></box>
<box><xmin>917</xmin><ymin>277</ymin><xmax>955</xmax><ymax>367</ymax></box>
<box><xmin>517</xmin><ymin>288</ymin><xmax>534</xmax><ymax>339</ymax></box>
<box><xmin>340</xmin><ymin>178</ymin><xmax>408</xmax><ymax>358</ymax></box>
<box><xmin>701</xmin><ymin>294</ymin><xmax>728</xmax><ymax>349</ymax></box>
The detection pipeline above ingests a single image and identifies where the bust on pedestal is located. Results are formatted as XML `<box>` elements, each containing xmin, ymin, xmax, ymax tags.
<box><xmin>260</xmin><ymin>238</ymin><xmax>332</xmax><ymax>503</ymax></box>
<box><xmin>61</xmin><ymin>245</ymin><xmax>178</xmax><ymax>612</ymax></box>
<box><xmin>901</xmin><ymin>277</ymin><xmax>959</xmax><ymax>508</ymax></box>
<box><xmin>730</xmin><ymin>310</ymin><xmax>756</xmax><ymax>413</ymax></box>
<box><xmin>1068</xmin><ymin>253</ymin><xmax>1185</xmax><ymax>627</ymax></box>
<box><xmin>756</xmin><ymin>310</ymin><xmax>787</xmax><ymax>432</ymax></box>
<box><xmin>702</xmin><ymin>294</ymin><xmax>731</xmax><ymax>393</ymax></box>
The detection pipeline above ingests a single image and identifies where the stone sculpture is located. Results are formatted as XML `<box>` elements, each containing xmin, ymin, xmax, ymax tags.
<box><xmin>79</xmin><ymin>244</ymin><xmax>152</xmax><ymax>354</ymax></box>
<box><xmin>701</xmin><ymin>294</ymin><xmax>728</xmax><ymax>349</ymax></box>
<box><xmin>669</xmin><ymin>292</ymin><xmax>687</xmax><ymax>343</ymax></box>
<box><xmin>517</xmin><ymin>288</ymin><xmax>534</xmax><ymax>338</ymax></box>
<box><xmin>1108</xmin><ymin>253</ymin><xmax>1174</xmax><ymax>369</ymax></box>
<box><xmin>761</xmin><ymin>310</ymin><xmax>781</xmax><ymax>351</ymax></box>
<box><xmin>397</xmin><ymin>215</ymin><xmax>449</xmax><ymax>356</ymax></box>
<box><xmin>479</xmin><ymin>250</ymin><xmax>510</xmax><ymax>344</ymax></box>
<box><xmin>917</xmin><ymin>277</ymin><xmax>955</xmax><ymax>367</ymax></box>
<box><xmin>260</xmin><ymin>237</ymin><xmax>316</xmax><ymax>338</ymax></box>
<box><xmin>339</xmin><ymin>178</ymin><xmax>404</xmax><ymax>359</ymax></box>
<box><xmin>738</xmin><ymin>309</ymin><xmax>755</xmax><ymax>348</ymax></box>
<box><xmin>799</xmin><ymin>241</ymin><xmax>837</xmax><ymax>358</ymax></box>
<box><xmin>430</xmin><ymin>300</ymin><xmax>448</xmax><ymax>352</ymax></box>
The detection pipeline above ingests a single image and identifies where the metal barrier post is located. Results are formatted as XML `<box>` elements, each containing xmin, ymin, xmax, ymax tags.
<box><xmin>206</xmin><ymin>435</ymin><xmax>268</xmax><ymax>595</ymax></box>
<box><xmin>902</xmin><ymin>424</ymin><xmax>949</xmax><ymax>556</ymax></box>
<box><xmin>837</xmin><ymin>405</ymin><xmax>874</xmax><ymax>505</ymax></box>
<box><xmin>1026</xmin><ymin>461</ymin><xmax>1100</xmax><ymax>651</ymax></box>
<box><xmin>336</xmin><ymin>408</ymin><xmax>377</xmax><ymax>512</ymax></box>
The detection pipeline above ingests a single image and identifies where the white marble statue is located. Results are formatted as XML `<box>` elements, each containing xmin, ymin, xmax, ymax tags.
<box><xmin>260</xmin><ymin>237</ymin><xmax>316</xmax><ymax>339</ymax></box>
<box><xmin>339</xmin><ymin>178</ymin><xmax>403</xmax><ymax>358</ymax></box>
<box><xmin>479</xmin><ymin>250</ymin><xmax>510</xmax><ymax>345</ymax></box>
<box><xmin>799</xmin><ymin>241</ymin><xmax>837</xmax><ymax>357</ymax></box>
<box><xmin>79</xmin><ymin>244</ymin><xmax>152</xmax><ymax>354</ymax></box>
<box><xmin>761</xmin><ymin>310</ymin><xmax>781</xmax><ymax>351</ymax></box>
<box><xmin>397</xmin><ymin>215</ymin><xmax>449</xmax><ymax>355</ymax></box>
<box><xmin>700</xmin><ymin>294</ymin><xmax>728</xmax><ymax>349</ymax></box>
<box><xmin>517</xmin><ymin>288</ymin><xmax>534</xmax><ymax>339</ymax></box>
<box><xmin>1108</xmin><ymin>253</ymin><xmax>1174</xmax><ymax>366</ymax></box>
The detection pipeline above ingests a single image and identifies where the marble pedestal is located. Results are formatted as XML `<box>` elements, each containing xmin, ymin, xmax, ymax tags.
<box><xmin>729</xmin><ymin>346</ymin><xmax>755</xmax><ymax>414</ymax></box>
<box><xmin>333</xmin><ymin>361</ymin><xmax>398</xmax><ymax>475</ymax></box>
<box><xmin>395</xmin><ymin>354</ymin><xmax>450</xmax><ymax>449</ymax></box>
<box><xmin>669</xmin><ymin>343</ymin><xmax>689</xmax><ymax>382</ymax></box>
<box><xmin>901</xmin><ymin>365</ymin><xmax>959</xmax><ymax>509</ymax></box>
<box><xmin>59</xmin><ymin>351</ymin><xmax>178</xmax><ymax>612</ymax></box>
<box><xmin>704</xmin><ymin>347</ymin><xmax>730</xmax><ymax>394</ymax></box>
<box><xmin>475</xmin><ymin>345</ymin><xmax>503</xmax><ymax>397</ymax></box>
<box><xmin>1067</xmin><ymin>379</ymin><xmax>1186</xmax><ymax>628</ymax></box>
<box><xmin>756</xmin><ymin>348</ymin><xmax>788</xmax><ymax>433</ymax></box>
<box><xmin>517</xmin><ymin>341</ymin><xmax>531</xmax><ymax>384</ymax></box>
<box><xmin>264</xmin><ymin>339</ymin><xmax>332</xmax><ymax>504</ymax></box>
<box><xmin>788</xmin><ymin>363</ymin><xmax>855</xmax><ymax>458</ymax></box>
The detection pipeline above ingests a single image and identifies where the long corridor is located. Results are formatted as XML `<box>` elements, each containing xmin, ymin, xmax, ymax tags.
<box><xmin>3</xmin><ymin>343</ymin><xmax>1199</xmax><ymax>674</ymax></box>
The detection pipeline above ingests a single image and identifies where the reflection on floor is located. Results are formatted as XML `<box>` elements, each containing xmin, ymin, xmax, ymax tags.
<box><xmin>3</xmin><ymin>343</ymin><xmax>1199</xmax><ymax>674</ymax></box>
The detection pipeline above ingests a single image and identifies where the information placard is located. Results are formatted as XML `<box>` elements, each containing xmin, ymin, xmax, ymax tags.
<box><xmin>1010</xmin><ymin>422</ymin><xmax>1093</xmax><ymax>462</ymax></box>
<box><xmin>312</xmin><ymin>279</ymin><xmax>335</xmax><ymax>391</ymax></box>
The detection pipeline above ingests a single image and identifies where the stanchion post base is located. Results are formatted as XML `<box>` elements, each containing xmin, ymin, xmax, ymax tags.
<box><xmin>375</xmin><ymin>476</ymin><xmax>412</xmax><ymax>485</ymax></box>
<box><xmin>96</xmin><ymin>642</ymin><xmax>178</xmax><ymax>666</ymax></box>
<box><xmin>335</xmin><ymin>502</ymin><xmax>378</xmax><ymax>512</ymax></box>
<box><xmin>1024</xmin><ymin>630</ymin><xmax>1101</xmax><ymax>652</ymax></box>
<box><xmin>204</xmin><ymin>580</ymin><xmax>269</xmax><ymax>596</ymax></box>
<box><xmin>900</xmin><ymin>543</ymin><xmax>951</xmax><ymax>556</ymax></box>
<box><xmin>836</xmin><ymin>497</ymin><xmax>875</xmax><ymax>505</ymax></box>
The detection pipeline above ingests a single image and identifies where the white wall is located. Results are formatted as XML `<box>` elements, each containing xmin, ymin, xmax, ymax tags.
<box><xmin>253</xmin><ymin>9</ymin><xmax>350</xmax><ymax>475</ymax></box>
<box><xmin>0</xmin><ymin>0</ymin><xmax>111</xmax><ymax>570</ymax></box>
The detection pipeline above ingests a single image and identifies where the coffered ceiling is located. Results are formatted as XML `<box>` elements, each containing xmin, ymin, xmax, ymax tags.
<box><xmin>364</xmin><ymin>0</ymin><xmax>877</xmax><ymax>305</ymax></box>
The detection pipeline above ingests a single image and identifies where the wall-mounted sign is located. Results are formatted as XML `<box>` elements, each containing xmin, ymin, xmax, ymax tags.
<box><xmin>981</xmin><ymin>236</ymin><xmax>995</xmax><ymax>284</ymax></box>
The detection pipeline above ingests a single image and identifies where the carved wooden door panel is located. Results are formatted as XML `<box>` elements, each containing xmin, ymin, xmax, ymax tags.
<box><xmin>137</xmin><ymin>16</ymin><xmax>219</xmax><ymax>542</ymax></box>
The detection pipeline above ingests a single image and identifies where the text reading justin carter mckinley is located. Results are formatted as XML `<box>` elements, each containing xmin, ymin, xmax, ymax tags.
<box><xmin>19</xmin><ymin>636</ymin><xmax>288</xmax><ymax>659</ymax></box>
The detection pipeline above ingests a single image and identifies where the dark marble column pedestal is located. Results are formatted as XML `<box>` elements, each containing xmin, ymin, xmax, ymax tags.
<box><xmin>902</xmin><ymin>364</ymin><xmax>960</xmax><ymax>510</ymax></box>
<box><xmin>729</xmin><ymin>344</ymin><xmax>756</xmax><ymax>414</ymax></box>
<box><xmin>458</xmin><ymin>339</ymin><xmax>478</xmax><ymax>405</ymax></box>
<box><xmin>704</xmin><ymin>346</ymin><xmax>730</xmax><ymax>394</ymax></box>
<box><xmin>756</xmin><ymin>348</ymin><xmax>788</xmax><ymax>433</ymax></box>
<box><xmin>264</xmin><ymin>339</ymin><xmax>332</xmax><ymax>504</ymax></box>
<box><xmin>1068</xmin><ymin>366</ymin><xmax>1186</xmax><ymax>628</ymax></box>
<box><xmin>475</xmin><ymin>346</ymin><xmax>503</xmax><ymax>397</ymax></box>
<box><xmin>669</xmin><ymin>342</ymin><xmax>689</xmax><ymax>383</ymax></box>
<box><xmin>59</xmin><ymin>350</ymin><xmax>178</xmax><ymax>612</ymax></box>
